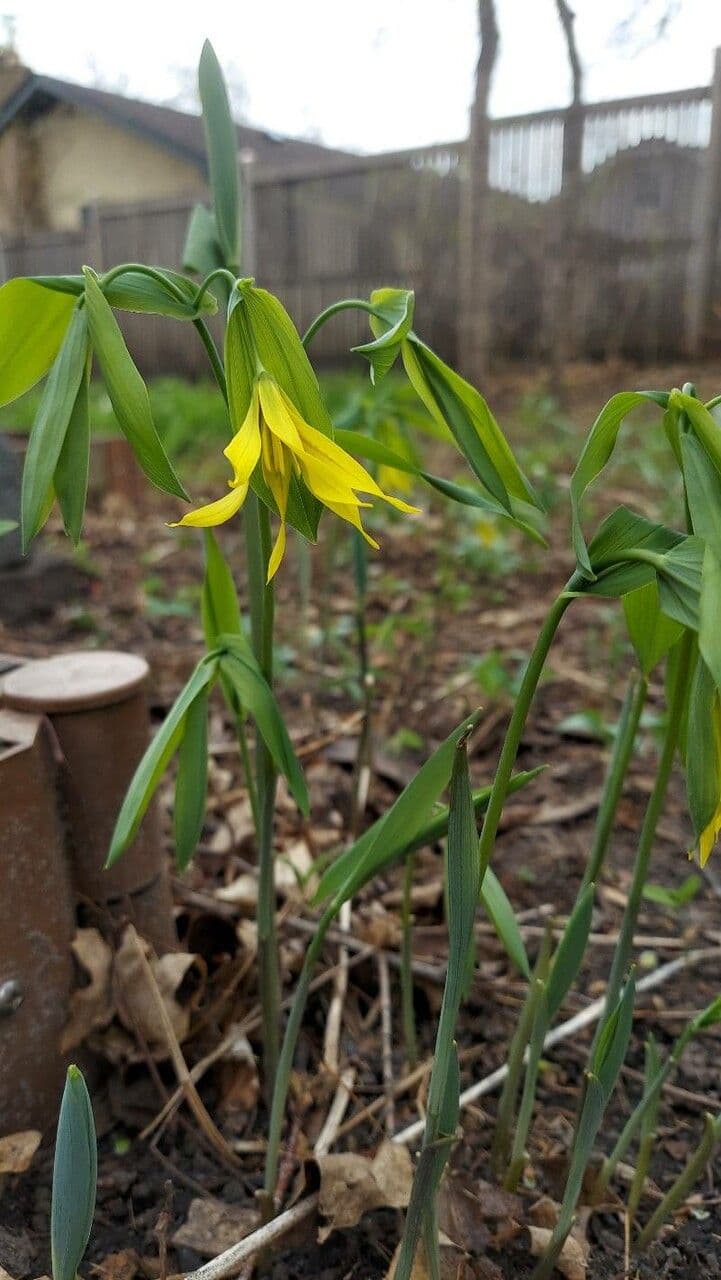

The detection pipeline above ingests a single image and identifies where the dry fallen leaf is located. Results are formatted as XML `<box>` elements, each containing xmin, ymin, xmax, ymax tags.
<box><xmin>527</xmin><ymin>1227</ymin><xmax>587</xmax><ymax>1280</ymax></box>
<box><xmin>0</xmin><ymin>1131</ymin><xmax>41</xmax><ymax>1175</ymax></box>
<box><xmin>317</xmin><ymin>1141</ymin><xmax>413</xmax><ymax>1243</ymax></box>
<box><xmin>113</xmin><ymin>929</ymin><xmax>204</xmax><ymax>1055</ymax></box>
<box><xmin>172</xmin><ymin>1198</ymin><xmax>258</xmax><ymax>1256</ymax></box>
<box><xmin>89</xmin><ymin>1249</ymin><xmax>141</xmax><ymax>1280</ymax></box>
<box><xmin>61</xmin><ymin>928</ymin><xmax>114</xmax><ymax>1052</ymax></box>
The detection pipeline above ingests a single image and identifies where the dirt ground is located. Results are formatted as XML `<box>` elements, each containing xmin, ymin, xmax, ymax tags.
<box><xmin>2</xmin><ymin>361</ymin><xmax>721</xmax><ymax>1280</ymax></box>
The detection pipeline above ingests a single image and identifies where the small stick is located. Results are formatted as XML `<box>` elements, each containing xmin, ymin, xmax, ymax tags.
<box><xmin>141</xmin><ymin>944</ymin><xmax>375</xmax><ymax>1142</ymax></box>
<box><xmin>125</xmin><ymin>927</ymin><xmax>241</xmax><ymax>1171</ymax></box>
<box><xmin>314</xmin><ymin>1066</ymin><xmax>357</xmax><ymax>1157</ymax></box>
<box><xmin>393</xmin><ymin>949</ymin><xmax>720</xmax><ymax>1147</ymax></box>
<box><xmin>377</xmin><ymin>952</ymin><xmax>396</xmax><ymax>1134</ymax></box>
<box><xmin>323</xmin><ymin>900</ymin><xmax>351</xmax><ymax>1072</ymax></box>
<box><xmin>183</xmin><ymin>1192</ymin><xmax>320</xmax><ymax>1280</ymax></box>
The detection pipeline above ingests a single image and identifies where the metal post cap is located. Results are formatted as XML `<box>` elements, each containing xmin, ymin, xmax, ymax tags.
<box><xmin>2</xmin><ymin>651</ymin><xmax>149</xmax><ymax>713</ymax></box>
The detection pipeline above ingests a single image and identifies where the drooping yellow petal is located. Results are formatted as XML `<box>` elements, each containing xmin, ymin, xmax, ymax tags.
<box><xmin>170</xmin><ymin>483</ymin><xmax>248</xmax><ymax>528</ymax></box>
<box><xmin>697</xmin><ymin>802</ymin><xmax>721</xmax><ymax>867</ymax></box>
<box><xmin>257</xmin><ymin>377</ymin><xmax>304</xmax><ymax>454</ymax></box>
<box><xmin>224</xmin><ymin>384</ymin><xmax>262</xmax><ymax>487</ymax></box>
<box><xmin>295</xmin><ymin>418</ymin><xmax>420</xmax><ymax>514</ymax></box>
<box><xmin>322</xmin><ymin>498</ymin><xmax>380</xmax><ymax>550</ymax></box>
<box><xmin>267</xmin><ymin>521</ymin><xmax>287</xmax><ymax>581</ymax></box>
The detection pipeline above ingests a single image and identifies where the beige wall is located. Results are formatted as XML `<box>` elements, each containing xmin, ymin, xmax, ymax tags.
<box><xmin>0</xmin><ymin>102</ymin><xmax>207</xmax><ymax>233</ymax></box>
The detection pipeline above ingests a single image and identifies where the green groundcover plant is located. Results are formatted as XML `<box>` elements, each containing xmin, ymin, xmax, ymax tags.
<box><xmin>10</xmin><ymin>40</ymin><xmax>721</xmax><ymax>1279</ymax></box>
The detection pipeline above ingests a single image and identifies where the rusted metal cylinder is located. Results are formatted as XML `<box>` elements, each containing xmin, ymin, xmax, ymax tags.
<box><xmin>0</xmin><ymin>709</ymin><xmax>75</xmax><ymax>1131</ymax></box>
<box><xmin>3</xmin><ymin>651</ymin><xmax>176</xmax><ymax>954</ymax></box>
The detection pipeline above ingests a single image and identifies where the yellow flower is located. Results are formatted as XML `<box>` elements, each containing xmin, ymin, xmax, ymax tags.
<box><xmin>694</xmin><ymin>694</ymin><xmax>721</xmax><ymax>868</ymax></box>
<box><xmin>172</xmin><ymin>373</ymin><xmax>419</xmax><ymax>580</ymax></box>
<box><xmin>698</xmin><ymin>799</ymin><xmax>721</xmax><ymax>867</ymax></box>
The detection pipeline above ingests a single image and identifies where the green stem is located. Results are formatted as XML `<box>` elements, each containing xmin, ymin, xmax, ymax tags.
<box><xmin>193</xmin><ymin>267</ymin><xmax>238</xmax><ymax>311</ymax></box>
<box><xmin>193</xmin><ymin>318</ymin><xmax>228</xmax><ymax>401</ymax></box>
<box><xmin>593</xmin><ymin>632</ymin><xmax>693</xmax><ymax>1046</ymax></box>
<box><xmin>636</xmin><ymin>1113</ymin><xmax>721</xmax><ymax>1250</ymax></box>
<box><xmin>265</xmin><ymin>908</ymin><xmax>333</xmax><ymax>1196</ymax></box>
<box><xmin>234</xmin><ymin>710</ymin><xmax>261</xmax><ymax>834</ymax></box>
<box><xmin>581</xmin><ymin>672</ymin><xmax>648</xmax><ymax>892</ymax></box>
<box><xmin>301</xmin><ymin>298</ymin><xmax>385</xmax><ymax>348</ymax></box>
<box><xmin>245</xmin><ymin>492</ymin><xmax>280</xmax><ymax>1094</ymax></box>
<box><xmin>100</xmin><ymin>261</ymin><xmax>188</xmax><ymax>301</ymax></box>
<box><xmin>478</xmin><ymin>583</ymin><xmax>578</xmax><ymax>883</ymax></box>
<box><xmin>401</xmin><ymin>852</ymin><xmax>418</xmax><ymax>1070</ymax></box>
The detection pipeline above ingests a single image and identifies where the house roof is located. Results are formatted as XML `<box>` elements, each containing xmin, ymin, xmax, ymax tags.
<box><xmin>0</xmin><ymin>70</ymin><xmax>349</xmax><ymax>171</ymax></box>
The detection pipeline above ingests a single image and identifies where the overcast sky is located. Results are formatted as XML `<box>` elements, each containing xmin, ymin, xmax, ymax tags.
<box><xmin>6</xmin><ymin>1</ymin><xmax>721</xmax><ymax>153</ymax></box>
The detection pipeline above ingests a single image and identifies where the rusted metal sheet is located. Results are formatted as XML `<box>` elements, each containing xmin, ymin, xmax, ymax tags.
<box><xmin>0</xmin><ymin>709</ymin><xmax>75</xmax><ymax>1131</ymax></box>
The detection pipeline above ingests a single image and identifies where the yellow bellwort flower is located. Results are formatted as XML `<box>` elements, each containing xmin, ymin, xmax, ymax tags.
<box><xmin>696</xmin><ymin>695</ymin><xmax>721</xmax><ymax>868</ymax></box>
<box><xmin>172</xmin><ymin>373</ymin><xmax>419</xmax><ymax>580</ymax></box>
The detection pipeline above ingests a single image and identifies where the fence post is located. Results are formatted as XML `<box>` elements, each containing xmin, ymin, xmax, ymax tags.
<box><xmin>83</xmin><ymin>203</ymin><xmax>104</xmax><ymax>271</ymax></box>
<box><xmin>241</xmin><ymin>156</ymin><xmax>257</xmax><ymax>275</ymax></box>
<box><xmin>689</xmin><ymin>47</ymin><xmax>721</xmax><ymax>355</ymax></box>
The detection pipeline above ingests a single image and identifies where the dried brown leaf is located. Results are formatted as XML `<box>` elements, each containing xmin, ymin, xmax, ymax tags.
<box><xmin>527</xmin><ymin>1227</ymin><xmax>587</xmax><ymax>1280</ymax></box>
<box><xmin>172</xmin><ymin>1198</ymin><xmax>258</xmax><ymax>1256</ymax></box>
<box><xmin>61</xmin><ymin>928</ymin><xmax>114</xmax><ymax>1052</ymax></box>
<box><xmin>317</xmin><ymin>1141</ymin><xmax>413</xmax><ymax>1243</ymax></box>
<box><xmin>0</xmin><ymin>1131</ymin><xmax>41</xmax><ymax>1175</ymax></box>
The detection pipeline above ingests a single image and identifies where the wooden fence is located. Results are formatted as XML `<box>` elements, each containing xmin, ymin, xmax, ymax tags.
<box><xmin>2</xmin><ymin>70</ymin><xmax>720</xmax><ymax>375</ymax></box>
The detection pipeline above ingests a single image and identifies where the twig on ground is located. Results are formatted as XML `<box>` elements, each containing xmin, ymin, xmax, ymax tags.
<box><xmin>126</xmin><ymin>926</ymin><xmax>241</xmax><ymax>1171</ymax></box>
<box><xmin>182</xmin><ymin>1192</ymin><xmax>320</xmax><ymax>1280</ymax></box>
<box><xmin>314</xmin><ymin>1066</ymin><xmax>358</xmax><ymax>1157</ymax></box>
<box><xmin>377</xmin><ymin>952</ymin><xmax>396</xmax><ymax>1134</ymax></box>
<box><xmin>392</xmin><ymin>949</ymin><xmax>721</xmax><ymax>1147</ymax></box>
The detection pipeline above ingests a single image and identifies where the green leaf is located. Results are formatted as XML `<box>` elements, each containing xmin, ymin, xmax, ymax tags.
<box><xmin>182</xmin><ymin>204</ymin><xmax>225</xmax><ymax>281</ymax></box>
<box><xmin>313</xmin><ymin>713</ymin><xmax>481</xmax><ymax>907</ymax></box>
<box><xmin>198</xmin><ymin>40</ymin><xmax>240</xmax><ymax>269</ymax></box>
<box><xmin>107</xmin><ymin>656</ymin><xmax>218</xmax><ymax>866</ymax></box>
<box><xmin>594</xmin><ymin>974</ymin><xmax>636</xmax><ymax>1101</ymax></box>
<box><xmin>355</xmin><ymin>287</ymin><xmax>414</xmax><ymax>384</ymax></box>
<box><xmin>693</xmin><ymin>993</ymin><xmax>721</xmax><ymax>1030</ymax></box>
<box><xmin>32</xmin><ymin>270</ymin><xmax>218</xmax><ymax>320</ymax></box>
<box><xmin>202</xmin><ymin>530</ymin><xmax>244</xmax><ymax>648</ymax></box>
<box><xmin>700</xmin><ymin>542</ymin><xmax>721</xmax><ymax>690</ymax></box>
<box><xmin>681</xmin><ymin>431</ymin><xmax>721</xmax><ymax>562</ymax></box>
<box><xmin>670</xmin><ymin>389</ymin><xmax>721</xmax><ymax>483</ymax></box>
<box><xmin>642</xmin><ymin>874</ymin><xmax>702</xmax><ymax>909</ymax></box>
<box><xmin>219</xmin><ymin>640</ymin><xmax>309</xmax><ymax>815</ymax></box>
<box><xmin>315</xmin><ymin>767</ymin><xmax>542</xmax><ymax>906</ymax></box>
<box><xmin>685</xmin><ymin>655</ymin><xmax>720</xmax><ymax>841</ymax></box>
<box><xmin>83</xmin><ymin>268</ymin><xmax>188</xmax><ymax>500</ymax></box>
<box><xmin>623</xmin><ymin>581</ymin><xmax>684</xmax><ymax>675</ymax></box>
<box><xmin>174</xmin><ymin>688</ymin><xmax>209</xmax><ymax>870</ymax></box>
<box><xmin>54</xmin><ymin>355</ymin><xmax>90</xmax><ymax>545</ymax></box>
<box><xmin>655</xmin><ymin>537</ymin><xmax>703</xmax><ymax>630</ymax></box>
<box><xmin>545</xmin><ymin>882</ymin><xmax>594</xmax><ymax>1020</ymax></box>
<box><xmin>401</xmin><ymin>336</ymin><xmax>538</xmax><ymax>513</ymax></box>
<box><xmin>569</xmin><ymin>392</ymin><xmax>665</xmax><ymax>577</ymax></box>
<box><xmin>578</xmin><ymin>507</ymin><xmax>683</xmax><ymax>599</ymax></box>
<box><xmin>20</xmin><ymin>305</ymin><xmax>88</xmax><ymax>549</ymax></box>
<box><xmin>0</xmin><ymin>278</ymin><xmax>75</xmax><ymax>408</ymax></box>
<box><xmin>51</xmin><ymin>1065</ymin><xmax>97</xmax><ymax>1280</ymax></box>
<box><xmin>332</xmin><ymin>428</ymin><xmax>547</xmax><ymax>545</ymax></box>
<box><xmin>480</xmin><ymin>867</ymin><xmax>530</xmax><ymax>979</ymax></box>
<box><xmin>445</xmin><ymin>738</ymin><xmax>481</xmax><ymax>1014</ymax></box>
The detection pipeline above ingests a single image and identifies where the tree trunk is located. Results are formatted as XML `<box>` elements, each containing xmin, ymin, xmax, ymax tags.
<box><xmin>458</xmin><ymin>0</ymin><xmax>499</xmax><ymax>381</ymax></box>
<box><xmin>548</xmin><ymin>0</ymin><xmax>584</xmax><ymax>379</ymax></box>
